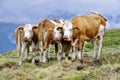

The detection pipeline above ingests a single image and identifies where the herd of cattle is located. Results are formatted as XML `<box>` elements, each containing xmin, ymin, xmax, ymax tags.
<box><xmin>14</xmin><ymin>11</ymin><xmax>107</xmax><ymax>65</ymax></box>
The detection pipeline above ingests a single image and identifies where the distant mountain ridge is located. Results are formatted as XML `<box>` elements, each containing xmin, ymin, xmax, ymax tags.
<box><xmin>0</xmin><ymin>23</ymin><xmax>21</xmax><ymax>54</ymax></box>
<box><xmin>0</xmin><ymin>14</ymin><xmax>120</xmax><ymax>54</ymax></box>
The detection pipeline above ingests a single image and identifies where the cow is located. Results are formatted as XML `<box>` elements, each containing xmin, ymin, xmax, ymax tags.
<box><xmin>38</xmin><ymin>19</ymin><xmax>65</xmax><ymax>63</ymax></box>
<box><xmin>53</xmin><ymin>20</ymin><xmax>72</xmax><ymax>60</ymax></box>
<box><xmin>58</xmin><ymin>11</ymin><xmax>107</xmax><ymax>61</ymax></box>
<box><xmin>15</xmin><ymin>24</ymin><xmax>38</xmax><ymax>65</ymax></box>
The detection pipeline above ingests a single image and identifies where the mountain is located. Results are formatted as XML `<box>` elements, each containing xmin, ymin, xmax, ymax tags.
<box><xmin>0</xmin><ymin>13</ymin><xmax>120</xmax><ymax>54</ymax></box>
<box><xmin>46</xmin><ymin>10</ymin><xmax>77</xmax><ymax>20</ymax></box>
<box><xmin>0</xmin><ymin>23</ymin><xmax>21</xmax><ymax>54</ymax></box>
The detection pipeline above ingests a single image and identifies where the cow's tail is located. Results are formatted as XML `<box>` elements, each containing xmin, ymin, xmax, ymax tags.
<box><xmin>89</xmin><ymin>10</ymin><xmax>107</xmax><ymax>26</ymax></box>
<box><xmin>18</xmin><ymin>30</ymin><xmax>22</xmax><ymax>51</ymax></box>
<box><xmin>15</xmin><ymin>27</ymin><xmax>22</xmax><ymax>51</ymax></box>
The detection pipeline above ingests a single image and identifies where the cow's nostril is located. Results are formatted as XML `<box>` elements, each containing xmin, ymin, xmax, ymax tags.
<box><xmin>63</xmin><ymin>36</ymin><xmax>68</xmax><ymax>39</ymax></box>
<box><xmin>24</xmin><ymin>37</ymin><xmax>28</xmax><ymax>42</ymax></box>
<box><xmin>54</xmin><ymin>37</ymin><xmax>60</xmax><ymax>41</ymax></box>
<box><xmin>63</xmin><ymin>36</ymin><xmax>67</xmax><ymax>39</ymax></box>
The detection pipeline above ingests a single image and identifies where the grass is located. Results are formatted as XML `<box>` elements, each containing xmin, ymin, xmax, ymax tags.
<box><xmin>0</xmin><ymin>29</ymin><xmax>120</xmax><ymax>80</ymax></box>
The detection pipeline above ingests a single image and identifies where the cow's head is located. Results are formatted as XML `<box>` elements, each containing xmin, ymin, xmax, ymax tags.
<box><xmin>19</xmin><ymin>24</ymin><xmax>37</xmax><ymax>42</ymax></box>
<box><xmin>50</xmin><ymin>20</ymin><xmax>63</xmax><ymax>41</ymax></box>
<box><xmin>62</xmin><ymin>20</ymin><xmax>73</xmax><ymax>41</ymax></box>
<box><xmin>53</xmin><ymin>23</ymin><xmax>63</xmax><ymax>41</ymax></box>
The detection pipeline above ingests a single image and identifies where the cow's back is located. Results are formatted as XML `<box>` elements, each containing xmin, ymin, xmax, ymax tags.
<box><xmin>72</xmin><ymin>15</ymin><xmax>106</xmax><ymax>39</ymax></box>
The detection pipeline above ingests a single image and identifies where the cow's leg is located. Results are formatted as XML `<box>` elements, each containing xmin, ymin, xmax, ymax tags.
<box><xmin>55</xmin><ymin>43</ymin><xmax>58</xmax><ymax>60</ymax></box>
<box><xmin>64</xmin><ymin>45</ymin><xmax>71</xmax><ymax>60</ymax></box>
<box><xmin>61</xmin><ymin>44</ymin><xmax>65</xmax><ymax>59</ymax></box>
<box><xmin>92</xmin><ymin>38</ymin><xmax>97</xmax><ymax>59</ymax></box>
<box><xmin>18</xmin><ymin>47</ymin><xmax>21</xmax><ymax>57</ymax></box>
<box><xmin>19</xmin><ymin>43</ymin><xmax>27</xmax><ymax>65</ymax></box>
<box><xmin>25</xmin><ymin>45</ymin><xmax>29</xmax><ymax>59</ymax></box>
<box><xmin>78</xmin><ymin>36</ymin><xmax>85</xmax><ymax>60</ymax></box>
<box><xmin>97</xmin><ymin>36</ymin><xmax>103</xmax><ymax>59</ymax></box>
<box><xmin>39</xmin><ymin>41</ymin><xmax>43</xmax><ymax>62</ymax></box>
<box><xmin>71</xmin><ymin>39</ymin><xmax>78</xmax><ymax>61</ymax></box>
<box><xmin>17</xmin><ymin>31</ymin><xmax>21</xmax><ymax>57</ymax></box>
<box><xmin>81</xmin><ymin>42</ymin><xmax>85</xmax><ymax>59</ymax></box>
<box><xmin>71</xmin><ymin>46</ymin><xmax>76</xmax><ymax>61</ymax></box>
<box><xmin>42</xmin><ymin>41</ymin><xmax>50</xmax><ymax>63</ymax></box>
<box><xmin>97</xmin><ymin>25</ymin><xmax>105</xmax><ymax>59</ymax></box>
<box><xmin>47</xmin><ymin>44</ymin><xmax>51</xmax><ymax>62</ymax></box>
<box><xmin>42</xmin><ymin>49</ymin><xmax>48</xmax><ymax>63</ymax></box>
<box><xmin>31</xmin><ymin>42</ymin><xmax>36</xmax><ymax>64</ymax></box>
<box><xmin>57</xmin><ymin>43</ymin><xmax>62</xmax><ymax>61</ymax></box>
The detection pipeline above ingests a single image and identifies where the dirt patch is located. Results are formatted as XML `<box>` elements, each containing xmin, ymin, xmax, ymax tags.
<box><xmin>76</xmin><ymin>66</ymin><xmax>84</xmax><ymax>71</ymax></box>
<box><xmin>0</xmin><ymin>62</ymin><xmax>19</xmax><ymax>71</ymax></box>
<box><xmin>85</xmin><ymin>59</ymin><xmax>102</xmax><ymax>67</ymax></box>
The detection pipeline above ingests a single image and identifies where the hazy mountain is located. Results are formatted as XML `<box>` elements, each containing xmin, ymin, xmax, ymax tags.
<box><xmin>0</xmin><ymin>23</ymin><xmax>20</xmax><ymax>54</ymax></box>
<box><xmin>0</xmin><ymin>13</ymin><xmax>120</xmax><ymax>54</ymax></box>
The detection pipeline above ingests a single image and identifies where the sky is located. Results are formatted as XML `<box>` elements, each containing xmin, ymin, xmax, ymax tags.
<box><xmin>0</xmin><ymin>0</ymin><xmax>120</xmax><ymax>29</ymax></box>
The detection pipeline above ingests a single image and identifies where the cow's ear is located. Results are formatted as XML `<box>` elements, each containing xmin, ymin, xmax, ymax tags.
<box><xmin>72</xmin><ymin>27</ymin><xmax>81</xmax><ymax>32</ymax></box>
<box><xmin>48</xmin><ymin>28</ymin><xmax>53</xmax><ymax>32</ymax></box>
<box><xmin>18</xmin><ymin>26</ymin><xmax>24</xmax><ymax>31</ymax></box>
<box><xmin>57</xmin><ymin>26</ymin><xmax>63</xmax><ymax>31</ymax></box>
<box><xmin>73</xmin><ymin>27</ymin><xmax>80</xmax><ymax>31</ymax></box>
<box><xmin>32</xmin><ymin>26</ymin><xmax>37</xmax><ymax>30</ymax></box>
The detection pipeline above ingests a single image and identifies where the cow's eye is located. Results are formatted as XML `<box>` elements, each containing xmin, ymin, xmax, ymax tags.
<box><xmin>57</xmin><ymin>29</ymin><xmax>61</xmax><ymax>31</ymax></box>
<box><xmin>70</xmin><ymin>29</ymin><xmax>72</xmax><ymax>31</ymax></box>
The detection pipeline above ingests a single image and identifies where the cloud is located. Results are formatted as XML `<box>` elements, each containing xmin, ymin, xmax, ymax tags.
<box><xmin>0</xmin><ymin>0</ymin><xmax>120</xmax><ymax>29</ymax></box>
<box><xmin>8</xmin><ymin>32</ymin><xmax>15</xmax><ymax>44</ymax></box>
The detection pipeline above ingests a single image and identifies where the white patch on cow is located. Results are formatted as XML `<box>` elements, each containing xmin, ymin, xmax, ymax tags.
<box><xmin>97</xmin><ymin>25</ymin><xmax>105</xmax><ymax>58</ymax></box>
<box><xmin>72</xmin><ymin>39</ymin><xmax>78</xmax><ymax>46</ymax></box>
<box><xmin>92</xmin><ymin>39</ymin><xmax>97</xmax><ymax>59</ymax></box>
<box><xmin>23</xmin><ymin>24</ymin><xmax>33</xmax><ymax>41</ymax></box>
<box><xmin>63</xmin><ymin>20</ymin><xmax>73</xmax><ymax>41</ymax></box>
<box><xmin>50</xmin><ymin>20</ymin><xmax>57</xmax><ymax>25</ymax></box>
<box><xmin>78</xmin><ymin>50</ymin><xmax>82</xmax><ymax>60</ymax></box>
<box><xmin>59</xmin><ymin>20</ymin><xmax>64</xmax><ymax>24</ymax></box>
<box><xmin>85</xmin><ymin>36</ymin><xmax>90</xmax><ymax>41</ymax></box>
<box><xmin>90</xmin><ymin>10</ymin><xmax>99</xmax><ymax>14</ymax></box>
<box><xmin>71</xmin><ymin>39</ymin><xmax>78</xmax><ymax>60</ymax></box>
<box><xmin>98</xmin><ymin>25</ymin><xmax>105</xmax><ymax>36</ymax></box>
<box><xmin>53</xmin><ymin>26</ymin><xmax>62</xmax><ymax>41</ymax></box>
<box><xmin>44</xmin><ymin>32</ymin><xmax>47</xmax><ymax>42</ymax></box>
<box><xmin>50</xmin><ymin>20</ymin><xmax>63</xmax><ymax>41</ymax></box>
<box><xmin>42</xmin><ymin>50</ymin><xmax>47</xmax><ymax>63</ymax></box>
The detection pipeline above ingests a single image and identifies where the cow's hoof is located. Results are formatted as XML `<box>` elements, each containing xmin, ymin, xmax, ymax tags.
<box><xmin>71</xmin><ymin>59</ymin><xmax>75</xmax><ymax>62</ymax></box>
<box><xmin>39</xmin><ymin>58</ymin><xmax>42</xmax><ymax>62</ymax></box>
<box><xmin>96</xmin><ymin>56</ymin><xmax>100</xmax><ymax>60</ymax></box>
<box><xmin>57</xmin><ymin>57</ymin><xmax>61</xmax><ymax>61</ymax></box>
<box><xmin>19</xmin><ymin>62</ymin><xmax>22</xmax><ymax>66</ymax></box>
<box><xmin>42</xmin><ymin>59</ymin><xmax>47</xmax><ymax>63</ymax></box>
<box><xmin>32</xmin><ymin>59</ymin><xmax>35</xmax><ymax>64</ymax></box>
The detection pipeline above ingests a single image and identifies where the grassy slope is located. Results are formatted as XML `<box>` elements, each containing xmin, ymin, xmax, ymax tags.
<box><xmin>0</xmin><ymin>29</ymin><xmax>120</xmax><ymax>80</ymax></box>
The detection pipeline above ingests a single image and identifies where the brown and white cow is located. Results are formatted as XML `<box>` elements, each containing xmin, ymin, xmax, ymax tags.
<box><xmin>15</xmin><ymin>24</ymin><xmax>38</xmax><ymax>65</ymax></box>
<box><xmin>60</xmin><ymin>11</ymin><xmax>107</xmax><ymax>60</ymax></box>
<box><xmin>53</xmin><ymin>20</ymin><xmax>72</xmax><ymax>60</ymax></box>
<box><xmin>38</xmin><ymin>19</ymin><xmax>65</xmax><ymax>63</ymax></box>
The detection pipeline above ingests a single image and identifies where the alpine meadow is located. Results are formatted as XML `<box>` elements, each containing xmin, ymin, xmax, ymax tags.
<box><xmin>0</xmin><ymin>29</ymin><xmax>120</xmax><ymax>80</ymax></box>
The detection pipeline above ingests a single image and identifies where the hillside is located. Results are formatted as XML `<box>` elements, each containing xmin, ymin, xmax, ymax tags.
<box><xmin>0</xmin><ymin>29</ymin><xmax>120</xmax><ymax>80</ymax></box>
